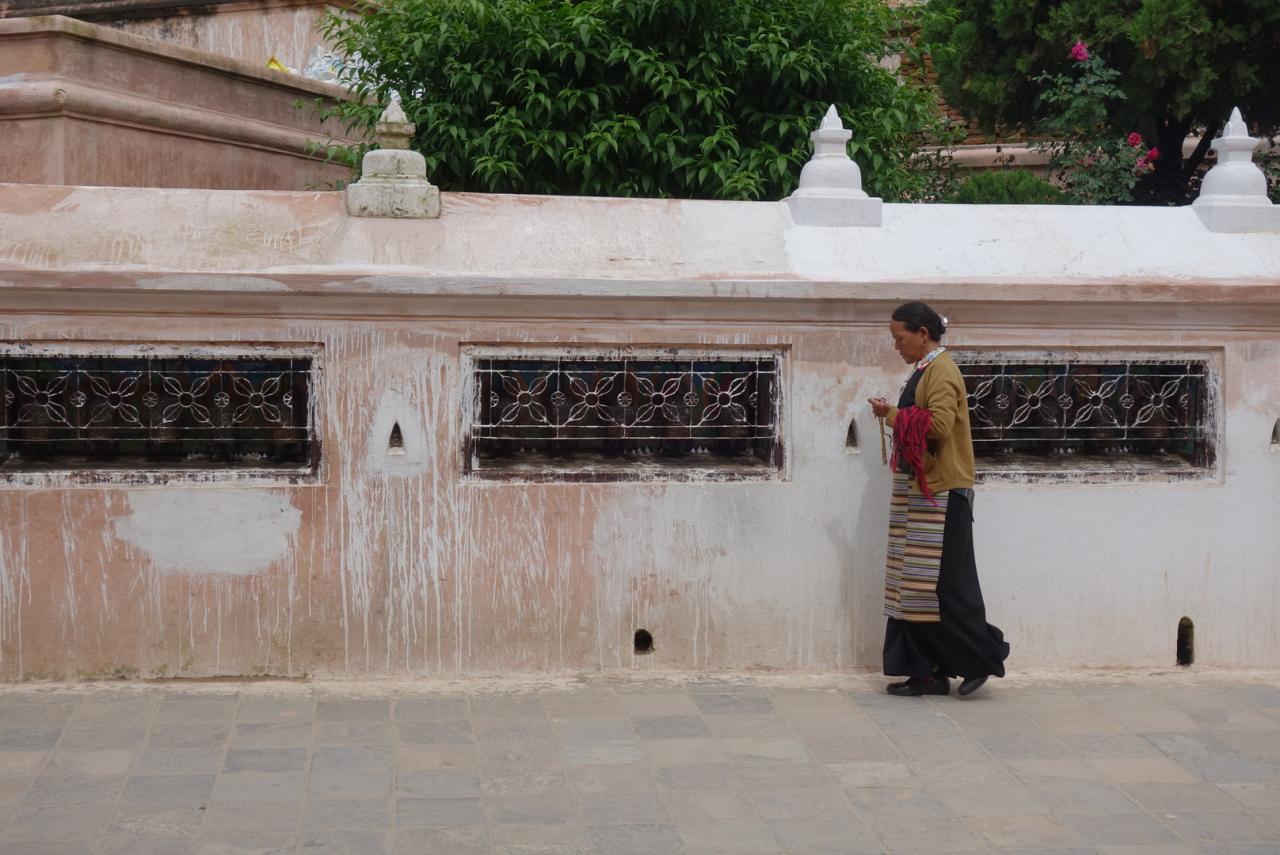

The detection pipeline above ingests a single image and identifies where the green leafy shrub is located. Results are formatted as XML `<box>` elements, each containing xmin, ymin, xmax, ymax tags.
<box><xmin>320</xmin><ymin>0</ymin><xmax>950</xmax><ymax>200</ymax></box>
<box><xmin>946</xmin><ymin>170</ymin><xmax>1064</xmax><ymax>204</ymax></box>
<box><xmin>1032</xmin><ymin>45</ymin><xmax>1158</xmax><ymax>204</ymax></box>
<box><xmin>920</xmin><ymin>0</ymin><xmax>1280</xmax><ymax>205</ymax></box>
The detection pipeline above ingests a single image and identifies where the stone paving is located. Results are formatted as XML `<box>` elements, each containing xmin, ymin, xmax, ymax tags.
<box><xmin>0</xmin><ymin>671</ymin><xmax>1278</xmax><ymax>855</ymax></box>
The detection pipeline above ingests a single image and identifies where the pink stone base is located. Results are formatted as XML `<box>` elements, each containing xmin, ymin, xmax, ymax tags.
<box><xmin>0</xmin><ymin>16</ymin><xmax>360</xmax><ymax>190</ymax></box>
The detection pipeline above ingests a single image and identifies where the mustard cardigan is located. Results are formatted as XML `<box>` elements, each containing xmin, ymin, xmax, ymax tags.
<box><xmin>884</xmin><ymin>350</ymin><xmax>976</xmax><ymax>494</ymax></box>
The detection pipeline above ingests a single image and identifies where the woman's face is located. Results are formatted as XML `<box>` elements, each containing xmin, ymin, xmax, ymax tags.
<box><xmin>889</xmin><ymin>320</ymin><xmax>932</xmax><ymax>364</ymax></box>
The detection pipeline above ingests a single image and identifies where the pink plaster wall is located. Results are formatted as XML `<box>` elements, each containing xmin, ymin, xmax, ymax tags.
<box><xmin>0</xmin><ymin>319</ymin><xmax>868</xmax><ymax>680</ymax></box>
<box><xmin>2</xmin><ymin>317</ymin><xmax>1277</xmax><ymax>680</ymax></box>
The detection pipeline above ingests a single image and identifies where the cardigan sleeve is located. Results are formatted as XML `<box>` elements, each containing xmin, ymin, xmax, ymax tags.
<box><xmin>922</xmin><ymin>361</ymin><xmax>965</xmax><ymax>442</ymax></box>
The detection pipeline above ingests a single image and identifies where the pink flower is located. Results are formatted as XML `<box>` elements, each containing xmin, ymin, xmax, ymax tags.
<box><xmin>1135</xmin><ymin>147</ymin><xmax>1160</xmax><ymax>174</ymax></box>
<box><xmin>1126</xmin><ymin>132</ymin><xmax>1142</xmax><ymax>147</ymax></box>
<box><xmin>1070</xmin><ymin>41</ymin><xmax>1090</xmax><ymax>62</ymax></box>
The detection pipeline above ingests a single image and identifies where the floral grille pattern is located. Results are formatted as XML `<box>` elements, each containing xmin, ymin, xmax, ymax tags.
<box><xmin>957</xmin><ymin>358</ymin><xmax>1211</xmax><ymax>465</ymax></box>
<box><xmin>0</xmin><ymin>354</ymin><xmax>313</xmax><ymax>469</ymax></box>
<box><xmin>470</xmin><ymin>355</ymin><xmax>780</xmax><ymax>471</ymax></box>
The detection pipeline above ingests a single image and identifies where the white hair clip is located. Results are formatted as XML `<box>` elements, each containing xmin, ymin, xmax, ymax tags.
<box><xmin>941</xmin><ymin>315</ymin><xmax>950</xmax><ymax>328</ymax></box>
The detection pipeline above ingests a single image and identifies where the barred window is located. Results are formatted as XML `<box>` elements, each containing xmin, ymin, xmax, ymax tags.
<box><xmin>956</xmin><ymin>356</ymin><xmax>1215</xmax><ymax>477</ymax></box>
<box><xmin>0</xmin><ymin>350</ymin><xmax>315</xmax><ymax>472</ymax></box>
<box><xmin>467</xmin><ymin>350</ymin><xmax>782</xmax><ymax>479</ymax></box>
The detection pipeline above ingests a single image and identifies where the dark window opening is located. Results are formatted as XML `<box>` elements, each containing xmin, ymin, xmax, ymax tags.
<box><xmin>388</xmin><ymin>421</ymin><xmax>405</xmax><ymax>455</ymax></box>
<box><xmin>957</xmin><ymin>359</ymin><xmax>1213</xmax><ymax>471</ymax></box>
<box><xmin>1271</xmin><ymin>419</ymin><xmax>1279</xmax><ymax>450</ymax></box>
<box><xmin>634</xmin><ymin>629</ymin><xmax>654</xmax><ymax>654</ymax></box>
<box><xmin>469</xmin><ymin>354</ymin><xmax>781</xmax><ymax>475</ymax></box>
<box><xmin>1177</xmin><ymin>617</ymin><xmax>1194</xmax><ymax>666</ymax></box>
<box><xmin>845</xmin><ymin>417</ymin><xmax>858</xmax><ymax>452</ymax></box>
<box><xmin>0</xmin><ymin>353</ymin><xmax>315</xmax><ymax>471</ymax></box>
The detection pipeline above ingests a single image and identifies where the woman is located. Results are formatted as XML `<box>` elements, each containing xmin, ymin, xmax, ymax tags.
<box><xmin>868</xmin><ymin>302</ymin><xmax>1009</xmax><ymax>697</ymax></box>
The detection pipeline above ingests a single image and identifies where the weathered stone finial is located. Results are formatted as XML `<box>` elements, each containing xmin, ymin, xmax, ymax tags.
<box><xmin>785</xmin><ymin>104</ymin><xmax>882</xmax><ymax>227</ymax></box>
<box><xmin>1193</xmin><ymin>107</ymin><xmax>1277</xmax><ymax>233</ymax></box>
<box><xmin>345</xmin><ymin>94</ymin><xmax>441</xmax><ymax>219</ymax></box>
<box><xmin>373</xmin><ymin>95</ymin><xmax>414</xmax><ymax>150</ymax></box>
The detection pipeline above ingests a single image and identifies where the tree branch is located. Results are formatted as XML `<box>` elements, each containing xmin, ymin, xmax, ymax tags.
<box><xmin>1183</xmin><ymin>119</ymin><xmax>1223</xmax><ymax>182</ymax></box>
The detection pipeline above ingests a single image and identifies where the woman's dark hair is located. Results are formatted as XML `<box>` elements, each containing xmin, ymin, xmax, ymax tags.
<box><xmin>891</xmin><ymin>301</ymin><xmax>946</xmax><ymax>341</ymax></box>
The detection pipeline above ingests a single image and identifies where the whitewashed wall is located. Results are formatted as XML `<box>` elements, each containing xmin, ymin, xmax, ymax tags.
<box><xmin>0</xmin><ymin>184</ymin><xmax>1277</xmax><ymax>678</ymax></box>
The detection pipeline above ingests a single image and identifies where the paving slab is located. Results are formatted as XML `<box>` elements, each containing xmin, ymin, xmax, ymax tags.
<box><xmin>0</xmin><ymin>669</ymin><xmax>1275</xmax><ymax>854</ymax></box>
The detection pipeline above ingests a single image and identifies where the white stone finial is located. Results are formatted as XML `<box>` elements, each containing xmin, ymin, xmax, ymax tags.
<box><xmin>819</xmin><ymin>104</ymin><xmax>843</xmax><ymax>132</ymax></box>
<box><xmin>795</xmin><ymin>104</ymin><xmax>861</xmax><ymax>197</ymax></box>
<box><xmin>1223</xmin><ymin>106</ymin><xmax>1248</xmax><ymax>137</ymax></box>
<box><xmin>785</xmin><ymin>104</ymin><xmax>882</xmax><ymax>227</ymax></box>
<box><xmin>345</xmin><ymin>95</ymin><xmax>441</xmax><ymax>219</ymax></box>
<box><xmin>1193</xmin><ymin>107</ymin><xmax>1276</xmax><ymax>233</ymax></box>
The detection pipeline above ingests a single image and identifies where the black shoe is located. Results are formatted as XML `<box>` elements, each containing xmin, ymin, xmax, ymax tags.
<box><xmin>887</xmin><ymin>676</ymin><xmax>950</xmax><ymax>697</ymax></box>
<box><xmin>958</xmin><ymin>675</ymin><xmax>989</xmax><ymax>697</ymax></box>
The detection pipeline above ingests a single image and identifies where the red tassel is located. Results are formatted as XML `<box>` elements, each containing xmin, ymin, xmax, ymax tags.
<box><xmin>891</xmin><ymin>406</ymin><xmax>937</xmax><ymax>504</ymax></box>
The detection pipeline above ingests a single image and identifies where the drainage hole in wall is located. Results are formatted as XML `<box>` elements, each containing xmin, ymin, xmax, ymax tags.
<box><xmin>388</xmin><ymin>421</ymin><xmax>406</xmax><ymax>455</ymax></box>
<box><xmin>1177</xmin><ymin>616</ymin><xmax>1194</xmax><ymax>667</ymax></box>
<box><xmin>634</xmin><ymin>629</ymin><xmax>654</xmax><ymax>654</ymax></box>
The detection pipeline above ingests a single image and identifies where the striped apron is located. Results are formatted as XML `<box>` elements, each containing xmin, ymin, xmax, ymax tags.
<box><xmin>883</xmin><ymin>471</ymin><xmax>948</xmax><ymax>622</ymax></box>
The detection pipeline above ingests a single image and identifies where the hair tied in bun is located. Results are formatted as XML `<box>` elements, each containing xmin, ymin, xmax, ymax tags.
<box><xmin>890</xmin><ymin>302</ymin><xmax>946</xmax><ymax>341</ymax></box>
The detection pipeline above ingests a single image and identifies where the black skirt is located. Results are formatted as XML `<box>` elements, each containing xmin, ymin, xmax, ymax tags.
<box><xmin>882</xmin><ymin>490</ymin><xmax>1010</xmax><ymax>679</ymax></box>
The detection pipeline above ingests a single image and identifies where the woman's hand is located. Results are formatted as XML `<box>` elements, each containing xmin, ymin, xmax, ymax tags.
<box><xmin>868</xmin><ymin>397</ymin><xmax>890</xmax><ymax>418</ymax></box>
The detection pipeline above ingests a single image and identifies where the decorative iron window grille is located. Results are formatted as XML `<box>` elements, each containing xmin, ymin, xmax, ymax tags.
<box><xmin>956</xmin><ymin>357</ymin><xmax>1213</xmax><ymax>470</ymax></box>
<box><xmin>468</xmin><ymin>352</ymin><xmax>781</xmax><ymax>476</ymax></box>
<box><xmin>0</xmin><ymin>353</ymin><xmax>315</xmax><ymax>471</ymax></box>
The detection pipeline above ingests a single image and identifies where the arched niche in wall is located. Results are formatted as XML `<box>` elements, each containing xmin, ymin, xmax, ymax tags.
<box><xmin>367</xmin><ymin>390</ymin><xmax>428</xmax><ymax>474</ymax></box>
